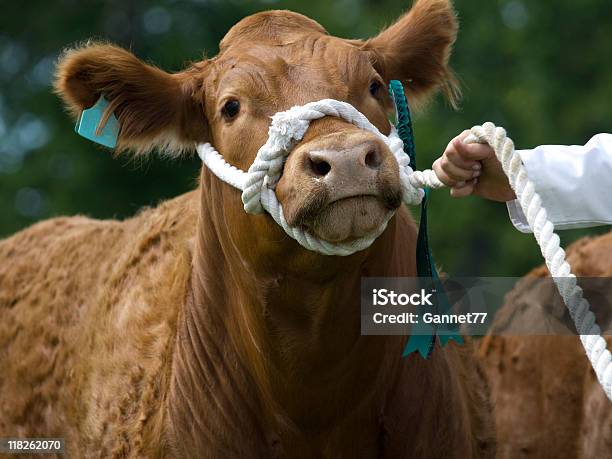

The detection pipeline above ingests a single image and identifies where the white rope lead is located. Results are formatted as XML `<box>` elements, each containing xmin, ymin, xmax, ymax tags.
<box><xmin>465</xmin><ymin>122</ymin><xmax>612</xmax><ymax>401</ymax></box>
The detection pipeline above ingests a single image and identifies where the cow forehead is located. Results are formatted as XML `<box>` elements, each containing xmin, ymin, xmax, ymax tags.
<box><xmin>219</xmin><ymin>10</ymin><xmax>328</xmax><ymax>51</ymax></box>
<box><xmin>208</xmin><ymin>40</ymin><xmax>375</xmax><ymax>104</ymax></box>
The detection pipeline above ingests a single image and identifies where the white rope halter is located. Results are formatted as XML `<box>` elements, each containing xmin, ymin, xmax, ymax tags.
<box><xmin>196</xmin><ymin>101</ymin><xmax>611</xmax><ymax>399</ymax></box>
<box><xmin>196</xmin><ymin>99</ymin><xmax>441</xmax><ymax>256</ymax></box>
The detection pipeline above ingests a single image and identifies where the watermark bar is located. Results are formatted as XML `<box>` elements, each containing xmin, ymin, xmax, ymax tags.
<box><xmin>0</xmin><ymin>438</ymin><xmax>64</xmax><ymax>454</ymax></box>
<box><xmin>361</xmin><ymin>277</ymin><xmax>612</xmax><ymax>336</ymax></box>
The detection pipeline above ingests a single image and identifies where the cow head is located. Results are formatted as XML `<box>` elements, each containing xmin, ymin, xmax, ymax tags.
<box><xmin>55</xmin><ymin>0</ymin><xmax>458</xmax><ymax>263</ymax></box>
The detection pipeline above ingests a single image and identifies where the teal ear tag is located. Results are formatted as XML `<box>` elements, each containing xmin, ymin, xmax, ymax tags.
<box><xmin>75</xmin><ymin>96</ymin><xmax>119</xmax><ymax>148</ymax></box>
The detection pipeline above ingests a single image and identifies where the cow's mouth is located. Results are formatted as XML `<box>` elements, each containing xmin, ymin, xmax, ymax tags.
<box><xmin>304</xmin><ymin>193</ymin><xmax>401</xmax><ymax>243</ymax></box>
<box><xmin>274</xmin><ymin>127</ymin><xmax>404</xmax><ymax>247</ymax></box>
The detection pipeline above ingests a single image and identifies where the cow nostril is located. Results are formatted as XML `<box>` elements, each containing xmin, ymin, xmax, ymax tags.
<box><xmin>309</xmin><ymin>158</ymin><xmax>332</xmax><ymax>177</ymax></box>
<box><xmin>365</xmin><ymin>149</ymin><xmax>382</xmax><ymax>169</ymax></box>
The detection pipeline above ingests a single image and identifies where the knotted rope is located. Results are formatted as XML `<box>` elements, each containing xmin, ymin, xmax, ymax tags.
<box><xmin>197</xmin><ymin>99</ymin><xmax>442</xmax><ymax>256</ymax></box>
<box><xmin>465</xmin><ymin>122</ymin><xmax>612</xmax><ymax>401</ymax></box>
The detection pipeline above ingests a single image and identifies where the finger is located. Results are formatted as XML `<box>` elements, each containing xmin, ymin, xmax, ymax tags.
<box><xmin>444</xmin><ymin>148</ymin><xmax>482</xmax><ymax>173</ymax></box>
<box><xmin>450</xmin><ymin>178</ymin><xmax>477</xmax><ymax>198</ymax></box>
<box><xmin>440</xmin><ymin>156</ymin><xmax>478</xmax><ymax>181</ymax></box>
<box><xmin>450</xmin><ymin>183</ymin><xmax>474</xmax><ymax>198</ymax></box>
<box><xmin>433</xmin><ymin>159</ymin><xmax>460</xmax><ymax>187</ymax></box>
<box><xmin>446</xmin><ymin>151</ymin><xmax>482</xmax><ymax>171</ymax></box>
<box><xmin>454</xmin><ymin>137</ymin><xmax>496</xmax><ymax>161</ymax></box>
<box><xmin>442</xmin><ymin>130</ymin><xmax>471</xmax><ymax>157</ymax></box>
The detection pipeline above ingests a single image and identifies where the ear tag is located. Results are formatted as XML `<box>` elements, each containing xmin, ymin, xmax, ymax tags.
<box><xmin>75</xmin><ymin>96</ymin><xmax>119</xmax><ymax>148</ymax></box>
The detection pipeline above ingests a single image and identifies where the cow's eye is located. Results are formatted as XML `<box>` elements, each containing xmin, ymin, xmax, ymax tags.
<box><xmin>369</xmin><ymin>80</ymin><xmax>382</xmax><ymax>97</ymax></box>
<box><xmin>221</xmin><ymin>99</ymin><xmax>240</xmax><ymax>120</ymax></box>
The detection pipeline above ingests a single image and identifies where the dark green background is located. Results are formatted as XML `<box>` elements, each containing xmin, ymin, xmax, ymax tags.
<box><xmin>1</xmin><ymin>0</ymin><xmax>610</xmax><ymax>275</ymax></box>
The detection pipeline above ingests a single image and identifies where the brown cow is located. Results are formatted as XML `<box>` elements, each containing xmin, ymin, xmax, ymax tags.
<box><xmin>0</xmin><ymin>1</ymin><xmax>496</xmax><ymax>457</ymax></box>
<box><xmin>480</xmin><ymin>232</ymin><xmax>612</xmax><ymax>458</ymax></box>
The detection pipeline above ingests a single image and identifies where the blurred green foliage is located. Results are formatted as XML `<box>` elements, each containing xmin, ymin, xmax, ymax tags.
<box><xmin>0</xmin><ymin>0</ymin><xmax>610</xmax><ymax>275</ymax></box>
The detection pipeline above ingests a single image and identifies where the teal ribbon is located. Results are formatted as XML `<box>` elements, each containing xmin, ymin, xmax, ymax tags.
<box><xmin>389</xmin><ymin>80</ymin><xmax>463</xmax><ymax>359</ymax></box>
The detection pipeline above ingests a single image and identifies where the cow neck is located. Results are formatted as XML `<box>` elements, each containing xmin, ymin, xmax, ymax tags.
<box><xmin>168</xmin><ymin>174</ymin><xmax>422</xmax><ymax>452</ymax></box>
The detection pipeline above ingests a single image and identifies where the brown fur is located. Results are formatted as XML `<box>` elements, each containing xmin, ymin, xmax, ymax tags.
<box><xmin>0</xmin><ymin>193</ymin><xmax>196</xmax><ymax>457</ymax></box>
<box><xmin>1</xmin><ymin>2</ymin><xmax>495</xmax><ymax>457</ymax></box>
<box><xmin>479</xmin><ymin>232</ymin><xmax>612</xmax><ymax>458</ymax></box>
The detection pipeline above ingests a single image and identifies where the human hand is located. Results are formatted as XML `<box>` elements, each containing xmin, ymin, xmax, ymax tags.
<box><xmin>432</xmin><ymin>131</ymin><xmax>516</xmax><ymax>202</ymax></box>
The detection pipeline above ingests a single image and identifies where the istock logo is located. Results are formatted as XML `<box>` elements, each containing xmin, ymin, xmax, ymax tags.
<box><xmin>372</xmin><ymin>288</ymin><xmax>434</xmax><ymax>306</ymax></box>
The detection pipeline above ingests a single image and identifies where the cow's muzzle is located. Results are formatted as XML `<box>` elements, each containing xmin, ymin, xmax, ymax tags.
<box><xmin>276</xmin><ymin>121</ymin><xmax>402</xmax><ymax>243</ymax></box>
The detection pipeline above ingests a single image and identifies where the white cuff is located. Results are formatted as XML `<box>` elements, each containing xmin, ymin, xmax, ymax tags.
<box><xmin>506</xmin><ymin>199</ymin><xmax>532</xmax><ymax>233</ymax></box>
<box><xmin>507</xmin><ymin>136</ymin><xmax>612</xmax><ymax>232</ymax></box>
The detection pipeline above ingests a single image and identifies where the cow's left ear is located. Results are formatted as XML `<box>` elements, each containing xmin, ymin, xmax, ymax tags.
<box><xmin>55</xmin><ymin>43</ymin><xmax>208</xmax><ymax>156</ymax></box>
<box><xmin>364</xmin><ymin>0</ymin><xmax>460</xmax><ymax>107</ymax></box>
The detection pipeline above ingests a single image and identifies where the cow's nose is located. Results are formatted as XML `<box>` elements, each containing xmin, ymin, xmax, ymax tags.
<box><xmin>307</xmin><ymin>140</ymin><xmax>384</xmax><ymax>181</ymax></box>
<box><xmin>275</xmin><ymin>132</ymin><xmax>401</xmax><ymax>236</ymax></box>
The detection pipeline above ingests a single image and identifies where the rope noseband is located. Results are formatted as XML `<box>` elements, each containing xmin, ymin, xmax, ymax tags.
<box><xmin>196</xmin><ymin>99</ymin><xmax>442</xmax><ymax>256</ymax></box>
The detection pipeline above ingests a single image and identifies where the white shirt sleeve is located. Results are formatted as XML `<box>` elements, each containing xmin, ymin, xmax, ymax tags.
<box><xmin>506</xmin><ymin>133</ymin><xmax>612</xmax><ymax>233</ymax></box>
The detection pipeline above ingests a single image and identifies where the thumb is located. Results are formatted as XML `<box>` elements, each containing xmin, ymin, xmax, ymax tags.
<box><xmin>454</xmin><ymin>137</ymin><xmax>496</xmax><ymax>161</ymax></box>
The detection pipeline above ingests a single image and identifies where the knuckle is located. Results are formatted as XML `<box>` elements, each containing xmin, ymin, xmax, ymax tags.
<box><xmin>448</xmin><ymin>154</ymin><xmax>466</xmax><ymax>168</ymax></box>
<box><xmin>441</xmin><ymin>161</ymin><xmax>453</xmax><ymax>175</ymax></box>
<box><xmin>475</xmin><ymin>144</ymin><xmax>493</xmax><ymax>156</ymax></box>
<box><xmin>439</xmin><ymin>172</ymin><xmax>454</xmax><ymax>186</ymax></box>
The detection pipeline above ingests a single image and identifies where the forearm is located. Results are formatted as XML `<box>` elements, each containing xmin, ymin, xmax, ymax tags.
<box><xmin>507</xmin><ymin>134</ymin><xmax>612</xmax><ymax>233</ymax></box>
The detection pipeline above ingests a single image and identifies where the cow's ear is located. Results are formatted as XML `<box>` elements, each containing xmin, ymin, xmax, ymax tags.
<box><xmin>364</xmin><ymin>0</ymin><xmax>460</xmax><ymax>107</ymax></box>
<box><xmin>54</xmin><ymin>43</ymin><xmax>208</xmax><ymax>156</ymax></box>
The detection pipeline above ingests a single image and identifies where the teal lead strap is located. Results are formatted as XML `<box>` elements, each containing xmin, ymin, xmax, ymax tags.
<box><xmin>389</xmin><ymin>80</ymin><xmax>463</xmax><ymax>358</ymax></box>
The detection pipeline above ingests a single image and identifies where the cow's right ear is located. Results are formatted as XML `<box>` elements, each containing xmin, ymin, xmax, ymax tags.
<box><xmin>54</xmin><ymin>43</ymin><xmax>208</xmax><ymax>156</ymax></box>
<box><xmin>364</xmin><ymin>0</ymin><xmax>460</xmax><ymax>108</ymax></box>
